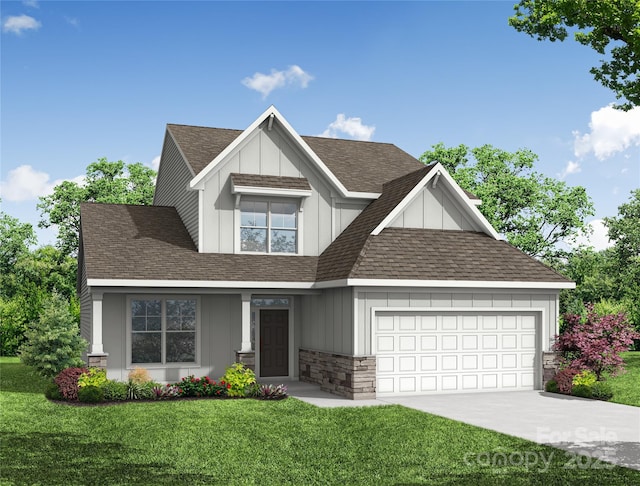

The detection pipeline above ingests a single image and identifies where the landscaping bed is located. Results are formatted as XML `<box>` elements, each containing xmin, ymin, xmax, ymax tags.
<box><xmin>45</xmin><ymin>362</ymin><xmax>287</xmax><ymax>405</ymax></box>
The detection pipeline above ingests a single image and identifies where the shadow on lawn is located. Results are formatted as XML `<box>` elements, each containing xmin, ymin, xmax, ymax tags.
<box><xmin>0</xmin><ymin>432</ymin><xmax>214</xmax><ymax>485</ymax></box>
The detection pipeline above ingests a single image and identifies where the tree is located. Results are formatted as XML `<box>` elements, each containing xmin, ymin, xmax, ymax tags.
<box><xmin>604</xmin><ymin>189</ymin><xmax>640</xmax><ymax>330</ymax></box>
<box><xmin>0</xmin><ymin>245</ymin><xmax>79</xmax><ymax>356</ymax></box>
<box><xmin>19</xmin><ymin>292</ymin><xmax>87</xmax><ymax>377</ymax></box>
<box><xmin>420</xmin><ymin>143</ymin><xmax>594</xmax><ymax>261</ymax></box>
<box><xmin>556</xmin><ymin>305</ymin><xmax>640</xmax><ymax>379</ymax></box>
<box><xmin>38</xmin><ymin>158</ymin><xmax>156</xmax><ymax>256</ymax></box>
<box><xmin>0</xmin><ymin>208</ymin><xmax>36</xmax><ymax>278</ymax></box>
<box><xmin>509</xmin><ymin>0</ymin><xmax>640</xmax><ymax>110</ymax></box>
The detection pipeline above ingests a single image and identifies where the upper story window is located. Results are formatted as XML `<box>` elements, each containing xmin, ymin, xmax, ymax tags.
<box><xmin>240</xmin><ymin>199</ymin><xmax>297</xmax><ymax>253</ymax></box>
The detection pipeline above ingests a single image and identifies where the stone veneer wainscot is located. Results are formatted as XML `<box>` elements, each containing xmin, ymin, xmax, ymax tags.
<box><xmin>299</xmin><ymin>348</ymin><xmax>376</xmax><ymax>399</ymax></box>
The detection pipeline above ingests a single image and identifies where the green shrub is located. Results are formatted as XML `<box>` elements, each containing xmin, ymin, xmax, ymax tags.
<box><xmin>591</xmin><ymin>381</ymin><xmax>614</xmax><ymax>401</ymax></box>
<box><xmin>18</xmin><ymin>292</ymin><xmax>87</xmax><ymax>377</ymax></box>
<box><xmin>101</xmin><ymin>380</ymin><xmax>128</xmax><ymax>401</ymax></box>
<box><xmin>219</xmin><ymin>363</ymin><xmax>256</xmax><ymax>398</ymax></box>
<box><xmin>78</xmin><ymin>385</ymin><xmax>104</xmax><ymax>403</ymax></box>
<box><xmin>572</xmin><ymin>384</ymin><xmax>593</xmax><ymax>398</ymax></box>
<box><xmin>44</xmin><ymin>382</ymin><xmax>62</xmax><ymax>400</ymax></box>
<box><xmin>78</xmin><ymin>368</ymin><xmax>107</xmax><ymax>388</ymax></box>
<box><xmin>545</xmin><ymin>380</ymin><xmax>559</xmax><ymax>393</ymax></box>
<box><xmin>127</xmin><ymin>380</ymin><xmax>157</xmax><ymax>400</ymax></box>
<box><xmin>572</xmin><ymin>370</ymin><xmax>597</xmax><ymax>388</ymax></box>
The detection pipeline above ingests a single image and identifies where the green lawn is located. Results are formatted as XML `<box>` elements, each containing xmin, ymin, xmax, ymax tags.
<box><xmin>1</xmin><ymin>358</ymin><xmax>638</xmax><ymax>485</ymax></box>
<box><xmin>606</xmin><ymin>351</ymin><xmax>640</xmax><ymax>407</ymax></box>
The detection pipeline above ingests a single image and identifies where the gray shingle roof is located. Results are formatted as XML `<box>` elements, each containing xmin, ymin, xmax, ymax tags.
<box><xmin>80</xmin><ymin>203</ymin><xmax>318</xmax><ymax>282</ymax></box>
<box><xmin>80</xmin><ymin>199</ymin><xmax>569</xmax><ymax>285</ymax></box>
<box><xmin>231</xmin><ymin>173</ymin><xmax>311</xmax><ymax>191</ymax></box>
<box><xmin>349</xmin><ymin>228</ymin><xmax>570</xmax><ymax>282</ymax></box>
<box><xmin>167</xmin><ymin>124</ymin><xmax>424</xmax><ymax>194</ymax></box>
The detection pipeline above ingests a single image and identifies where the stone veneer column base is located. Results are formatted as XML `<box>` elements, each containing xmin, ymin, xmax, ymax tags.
<box><xmin>542</xmin><ymin>351</ymin><xmax>561</xmax><ymax>388</ymax></box>
<box><xmin>87</xmin><ymin>353</ymin><xmax>108</xmax><ymax>369</ymax></box>
<box><xmin>235</xmin><ymin>351</ymin><xmax>256</xmax><ymax>372</ymax></box>
<box><xmin>299</xmin><ymin>348</ymin><xmax>376</xmax><ymax>399</ymax></box>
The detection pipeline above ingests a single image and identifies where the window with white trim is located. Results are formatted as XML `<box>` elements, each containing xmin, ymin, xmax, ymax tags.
<box><xmin>130</xmin><ymin>297</ymin><xmax>198</xmax><ymax>364</ymax></box>
<box><xmin>240</xmin><ymin>199</ymin><xmax>297</xmax><ymax>253</ymax></box>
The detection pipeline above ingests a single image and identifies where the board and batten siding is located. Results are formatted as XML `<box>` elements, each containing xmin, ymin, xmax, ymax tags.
<box><xmin>300</xmin><ymin>288</ymin><xmax>353</xmax><ymax>355</ymax></box>
<box><xmin>154</xmin><ymin>132</ymin><xmax>199</xmax><ymax>247</ymax></box>
<box><xmin>201</xmin><ymin>125</ymin><xmax>335</xmax><ymax>255</ymax></box>
<box><xmin>101</xmin><ymin>293</ymin><xmax>240</xmax><ymax>383</ymax></box>
<box><xmin>355</xmin><ymin>289</ymin><xmax>559</xmax><ymax>356</ymax></box>
<box><xmin>78</xmin><ymin>258</ymin><xmax>92</xmax><ymax>359</ymax></box>
<box><xmin>390</xmin><ymin>184</ymin><xmax>481</xmax><ymax>232</ymax></box>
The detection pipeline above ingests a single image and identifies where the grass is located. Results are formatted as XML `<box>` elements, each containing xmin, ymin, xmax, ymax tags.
<box><xmin>606</xmin><ymin>351</ymin><xmax>640</xmax><ymax>407</ymax></box>
<box><xmin>1</xmin><ymin>358</ymin><xmax>639</xmax><ymax>485</ymax></box>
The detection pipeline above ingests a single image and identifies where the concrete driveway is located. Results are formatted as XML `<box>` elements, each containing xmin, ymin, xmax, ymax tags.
<box><xmin>383</xmin><ymin>391</ymin><xmax>640</xmax><ymax>471</ymax></box>
<box><xmin>286</xmin><ymin>382</ymin><xmax>640</xmax><ymax>471</ymax></box>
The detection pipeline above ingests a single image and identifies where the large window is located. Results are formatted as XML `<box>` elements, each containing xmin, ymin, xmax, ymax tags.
<box><xmin>130</xmin><ymin>297</ymin><xmax>197</xmax><ymax>364</ymax></box>
<box><xmin>240</xmin><ymin>200</ymin><xmax>297</xmax><ymax>253</ymax></box>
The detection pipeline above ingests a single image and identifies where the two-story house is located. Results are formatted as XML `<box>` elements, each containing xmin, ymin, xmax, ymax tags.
<box><xmin>78</xmin><ymin>106</ymin><xmax>573</xmax><ymax>399</ymax></box>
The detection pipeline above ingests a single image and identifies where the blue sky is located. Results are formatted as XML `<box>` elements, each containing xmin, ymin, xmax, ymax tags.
<box><xmin>2</xmin><ymin>0</ymin><xmax>639</xmax><ymax>249</ymax></box>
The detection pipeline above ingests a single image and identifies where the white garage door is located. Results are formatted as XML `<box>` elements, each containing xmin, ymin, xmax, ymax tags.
<box><xmin>375</xmin><ymin>311</ymin><xmax>538</xmax><ymax>396</ymax></box>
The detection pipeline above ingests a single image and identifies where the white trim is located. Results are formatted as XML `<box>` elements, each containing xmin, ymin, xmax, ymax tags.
<box><xmin>371</xmin><ymin>162</ymin><xmax>500</xmax><ymax>240</ymax></box>
<box><xmin>353</xmin><ymin>290</ymin><xmax>359</xmax><ymax>355</ymax></box>
<box><xmin>90</xmin><ymin>291</ymin><xmax>104</xmax><ymax>354</ymax></box>
<box><xmin>314</xmin><ymin>278</ymin><xmax>575</xmax><ymax>290</ymax></box>
<box><xmin>231</xmin><ymin>184</ymin><xmax>312</xmax><ymax>199</ymax></box>
<box><xmin>125</xmin><ymin>294</ymin><xmax>201</xmax><ymax>369</ymax></box>
<box><xmin>88</xmin><ymin>277</ymin><xmax>573</xmax><ymax>290</ymax></box>
<box><xmin>240</xmin><ymin>292</ymin><xmax>252</xmax><ymax>352</ymax></box>
<box><xmin>188</xmin><ymin>105</ymin><xmax>380</xmax><ymax>200</ymax></box>
<box><xmin>197</xmin><ymin>189</ymin><xmax>204</xmax><ymax>252</ymax></box>
<box><xmin>88</xmin><ymin>278</ymin><xmax>316</xmax><ymax>289</ymax></box>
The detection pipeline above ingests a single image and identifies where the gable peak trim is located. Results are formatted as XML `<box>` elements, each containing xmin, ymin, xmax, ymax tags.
<box><xmin>187</xmin><ymin>106</ymin><xmax>373</xmax><ymax>199</ymax></box>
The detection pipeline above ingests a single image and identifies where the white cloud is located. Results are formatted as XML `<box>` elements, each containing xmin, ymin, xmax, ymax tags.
<box><xmin>241</xmin><ymin>65</ymin><xmax>313</xmax><ymax>98</ymax></box>
<box><xmin>150</xmin><ymin>156</ymin><xmax>161</xmax><ymax>171</ymax></box>
<box><xmin>568</xmin><ymin>219</ymin><xmax>613</xmax><ymax>252</ymax></box>
<box><xmin>2</xmin><ymin>14</ymin><xmax>41</xmax><ymax>35</ymax></box>
<box><xmin>23</xmin><ymin>0</ymin><xmax>39</xmax><ymax>8</ymax></box>
<box><xmin>0</xmin><ymin>165</ymin><xmax>84</xmax><ymax>202</ymax></box>
<box><xmin>320</xmin><ymin>114</ymin><xmax>376</xmax><ymax>141</ymax></box>
<box><xmin>558</xmin><ymin>160</ymin><xmax>581</xmax><ymax>180</ymax></box>
<box><xmin>65</xmin><ymin>16</ymin><xmax>79</xmax><ymax>27</ymax></box>
<box><xmin>573</xmin><ymin>104</ymin><xmax>640</xmax><ymax>160</ymax></box>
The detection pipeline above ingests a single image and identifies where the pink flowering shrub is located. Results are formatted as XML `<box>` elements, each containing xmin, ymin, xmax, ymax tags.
<box><xmin>555</xmin><ymin>305</ymin><xmax>640</xmax><ymax>380</ymax></box>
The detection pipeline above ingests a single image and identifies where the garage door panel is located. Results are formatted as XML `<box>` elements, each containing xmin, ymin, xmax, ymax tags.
<box><xmin>375</xmin><ymin>310</ymin><xmax>538</xmax><ymax>396</ymax></box>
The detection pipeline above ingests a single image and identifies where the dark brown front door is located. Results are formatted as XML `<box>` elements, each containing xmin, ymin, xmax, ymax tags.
<box><xmin>260</xmin><ymin>309</ymin><xmax>288</xmax><ymax>377</ymax></box>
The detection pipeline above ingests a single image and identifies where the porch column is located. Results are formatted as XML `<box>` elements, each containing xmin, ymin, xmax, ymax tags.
<box><xmin>90</xmin><ymin>291</ymin><xmax>104</xmax><ymax>354</ymax></box>
<box><xmin>87</xmin><ymin>291</ymin><xmax>108</xmax><ymax>369</ymax></box>
<box><xmin>240</xmin><ymin>292</ymin><xmax>252</xmax><ymax>352</ymax></box>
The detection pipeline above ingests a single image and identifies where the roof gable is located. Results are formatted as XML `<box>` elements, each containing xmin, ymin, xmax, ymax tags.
<box><xmin>371</xmin><ymin>162</ymin><xmax>499</xmax><ymax>239</ymax></box>
<box><xmin>188</xmin><ymin>106</ymin><xmax>372</xmax><ymax>198</ymax></box>
<box><xmin>166</xmin><ymin>107</ymin><xmax>425</xmax><ymax>196</ymax></box>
